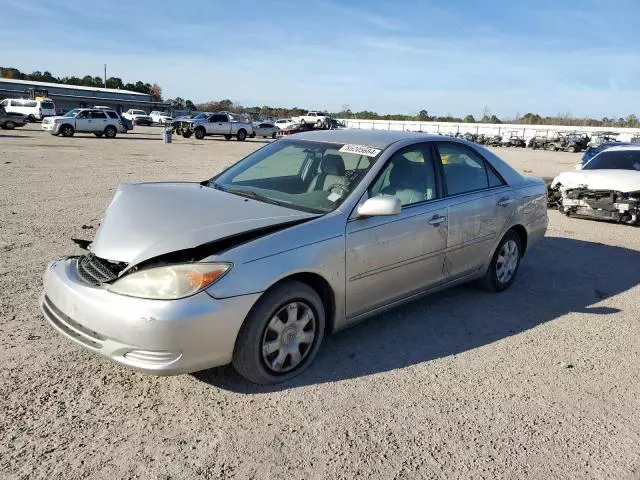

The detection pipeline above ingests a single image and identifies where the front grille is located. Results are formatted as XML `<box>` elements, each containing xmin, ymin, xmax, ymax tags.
<box><xmin>76</xmin><ymin>254</ymin><xmax>125</xmax><ymax>286</ymax></box>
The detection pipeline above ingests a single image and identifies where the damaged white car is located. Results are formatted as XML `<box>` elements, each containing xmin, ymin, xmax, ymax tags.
<box><xmin>549</xmin><ymin>145</ymin><xmax>640</xmax><ymax>225</ymax></box>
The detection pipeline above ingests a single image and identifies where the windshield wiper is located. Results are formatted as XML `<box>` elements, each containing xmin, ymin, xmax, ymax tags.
<box><xmin>223</xmin><ymin>187</ymin><xmax>286</xmax><ymax>207</ymax></box>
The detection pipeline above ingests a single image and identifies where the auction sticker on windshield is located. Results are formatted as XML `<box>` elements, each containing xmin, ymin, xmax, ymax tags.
<box><xmin>339</xmin><ymin>144</ymin><xmax>382</xmax><ymax>157</ymax></box>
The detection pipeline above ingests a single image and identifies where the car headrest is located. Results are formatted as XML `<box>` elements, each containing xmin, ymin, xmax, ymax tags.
<box><xmin>321</xmin><ymin>154</ymin><xmax>346</xmax><ymax>176</ymax></box>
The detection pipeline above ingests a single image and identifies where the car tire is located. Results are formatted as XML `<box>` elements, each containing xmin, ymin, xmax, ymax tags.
<box><xmin>182</xmin><ymin>130</ymin><xmax>192</xmax><ymax>139</ymax></box>
<box><xmin>271</xmin><ymin>132</ymin><xmax>277</xmax><ymax>139</ymax></box>
<box><xmin>175</xmin><ymin>127</ymin><xmax>183</xmax><ymax>135</ymax></box>
<box><xmin>232</xmin><ymin>280</ymin><xmax>326</xmax><ymax>384</ymax></box>
<box><xmin>224</xmin><ymin>135</ymin><xmax>232</xmax><ymax>140</ymax></box>
<box><xmin>60</xmin><ymin>125</ymin><xmax>74</xmax><ymax>137</ymax></box>
<box><xmin>94</xmin><ymin>132</ymin><xmax>103</xmax><ymax>137</ymax></box>
<box><xmin>194</xmin><ymin>127</ymin><xmax>206</xmax><ymax>140</ymax></box>
<box><xmin>236</xmin><ymin>129</ymin><xmax>247</xmax><ymax>141</ymax></box>
<box><xmin>104</xmin><ymin>126</ymin><xmax>117</xmax><ymax>138</ymax></box>
<box><xmin>27</xmin><ymin>115</ymin><xmax>36</xmax><ymax>123</ymax></box>
<box><xmin>546</xmin><ymin>144</ymin><xmax>556</xmax><ymax>152</ymax></box>
<box><xmin>567</xmin><ymin>146</ymin><xmax>576</xmax><ymax>153</ymax></box>
<box><xmin>2</xmin><ymin>121</ymin><xmax>15</xmax><ymax>130</ymax></box>
<box><xmin>478</xmin><ymin>230</ymin><xmax>522</xmax><ymax>292</ymax></box>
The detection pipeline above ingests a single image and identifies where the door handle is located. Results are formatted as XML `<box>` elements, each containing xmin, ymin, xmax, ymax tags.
<box><xmin>497</xmin><ymin>198</ymin><xmax>514</xmax><ymax>207</ymax></box>
<box><xmin>428</xmin><ymin>215</ymin><xmax>447</xmax><ymax>226</ymax></box>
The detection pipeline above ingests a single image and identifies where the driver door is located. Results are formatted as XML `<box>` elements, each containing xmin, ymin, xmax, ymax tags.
<box><xmin>74</xmin><ymin>111</ymin><xmax>92</xmax><ymax>132</ymax></box>
<box><xmin>345</xmin><ymin>143</ymin><xmax>448</xmax><ymax>319</ymax></box>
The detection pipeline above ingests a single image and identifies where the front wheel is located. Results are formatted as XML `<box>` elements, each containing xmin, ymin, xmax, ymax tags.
<box><xmin>60</xmin><ymin>125</ymin><xmax>74</xmax><ymax>137</ymax></box>
<box><xmin>194</xmin><ymin>128</ymin><xmax>206</xmax><ymax>140</ymax></box>
<box><xmin>236</xmin><ymin>129</ymin><xmax>247</xmax><ymax>141</ymax></box>
<box><xmin>478</xmin><ymin>231</ymin><xmax>522</xmax><ymax>292</ymax></box>
<box><xmin>232</xmin><ymin>280</ymin><xmax>325</xmax><ymax>384</ymax></box>
<box><xmin>182</xmin><ymin>130</ymin><xmax>192</xmax><ymax>138</ymax></box>
<box><xmin>567</xmin><ymin>146</ymin><xmax>576</xmax><ymax>153</ymax></box>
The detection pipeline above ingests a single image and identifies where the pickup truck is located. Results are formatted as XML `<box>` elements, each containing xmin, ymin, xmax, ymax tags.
<box><xmin>122</xmin><ymin>109</ymin><xmax>153</xmax><ymax>126</ymax></box>
<box><xmin>179</xmin><ymin>112</ymin><xmax>253</xmax><ymax>141</ymax></box>
<box><xmin>293</xmin><ymin>111</ymin><xmax>330</xmax><ymax>128</ymax></box>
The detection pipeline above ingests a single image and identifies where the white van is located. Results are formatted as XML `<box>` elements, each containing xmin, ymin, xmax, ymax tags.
<box><xmin>0</xmin><ymin>98</ymin><xmax>57</xmax><ymax>121</ymax></box>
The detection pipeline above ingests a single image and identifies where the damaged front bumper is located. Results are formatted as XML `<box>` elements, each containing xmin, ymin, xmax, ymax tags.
<box><xmin>549</xmin><ymin>186</ymin><xmax>640</xmax><ymax>225</ymax></box>
<box><xmin>41</xmin><ymin>256</ymin><xmax>260</xmax><ymax>374</ymax></box>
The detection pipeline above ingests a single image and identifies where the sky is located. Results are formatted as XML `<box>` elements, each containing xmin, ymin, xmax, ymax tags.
<box><xmin>1</xmin><ymin>0</ymin><xmax>639</xmax><ymax>118</ymax></box>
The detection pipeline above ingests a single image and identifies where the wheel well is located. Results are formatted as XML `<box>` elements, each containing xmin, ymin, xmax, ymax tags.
<box><xmin>237</xmin><ymin>128</ymin><xmax>246</xmax><ymax>134</ymax></box>
<box><xmin>509</xmin><ymin>224</ymin><xmax>528</xmax><ymax>256</ymax></box>
<box><xmin>271</xmin><ymin>273</ymin><xmax>335</xmax><ymax>333</ymax></box>
<box><xmin>195</xmin><ymin>125</ymin><xmax>205</xmax><ymax>131</ymax></box>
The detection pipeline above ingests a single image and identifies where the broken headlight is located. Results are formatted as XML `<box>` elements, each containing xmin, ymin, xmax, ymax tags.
<box><xmin>108</xmin><ymin>263</ymin><xmax>231</xmax><ymax>300</ymax></box>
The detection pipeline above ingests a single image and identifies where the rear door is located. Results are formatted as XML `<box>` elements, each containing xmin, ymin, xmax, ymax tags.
<box><xmin>89</xmin><ymin>110</ymin><xmax>108</xmax><ymax>132</ymax></box>
<box><xmin>434</xmin><ymin>141</ymin><xmax>513</xmax><ymax>280</ymax></box>
<box><xmin>345</xmin><ymin>143</ymin><xmax>448</xmax><ymax>318</ymax></box>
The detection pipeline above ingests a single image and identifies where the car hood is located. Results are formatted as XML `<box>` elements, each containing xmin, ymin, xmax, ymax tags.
<box><xmin>551</xmin><ymin>169</ymin><xmax>640</xmax><ymax>192</ymax></box>
<box><xmin>90</xmin><ymin>182</ymin><xmax>318</xmax><ymax>266</ymax></box>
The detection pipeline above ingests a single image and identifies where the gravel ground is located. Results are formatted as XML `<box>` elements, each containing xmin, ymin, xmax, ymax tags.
<box><xmin>1</xmin><ymin>125</ymin><xmax>639</xmax><ymax>479</ymax></box>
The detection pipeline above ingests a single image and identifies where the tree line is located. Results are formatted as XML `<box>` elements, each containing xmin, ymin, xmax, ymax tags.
<box><xmin>0</xmin><ymin>67</ymin><xmax>163</xmax><ymax>101</ymax></box>
<box><xmin>2</xmin><ymin>67</ymin><xmax>638</xmax><ymax>127</ymax></box>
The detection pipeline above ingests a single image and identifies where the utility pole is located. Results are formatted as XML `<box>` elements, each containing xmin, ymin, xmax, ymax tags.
<box><xmin>103</xmin><ymin>64</ymin><xmax>107</xmax><ymax>88</ymax></box>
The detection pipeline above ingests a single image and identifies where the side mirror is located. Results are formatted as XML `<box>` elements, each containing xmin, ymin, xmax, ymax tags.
<box><xmin>356</xmin><ymin>195</ymin><xmax>401</xmax><ymax>217</ymax></box>
<box><xmin>574</xmin><ymin>163</ymin><xmax>583</xmax><ymax>170</ymax></box>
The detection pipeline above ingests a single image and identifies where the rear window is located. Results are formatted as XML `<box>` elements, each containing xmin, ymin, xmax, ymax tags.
<box><xmin>105</xmin><ymin>111</ymin><xmax>119</xmax><ymax>119</ymax></box>
<box><xmin>40</xmin><ymin>102</ymin><xmax>55</xmax><ymax>109</ymax></box>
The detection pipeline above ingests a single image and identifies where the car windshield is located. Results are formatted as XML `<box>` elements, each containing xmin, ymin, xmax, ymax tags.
<box><xmin>584</xmin><ymin>150</ymin><xmax>640</xmax><ymax>171</ymax></box>
<box><xmin>210</xmin><ymin>139</ymin><xmax>381</xmax><ymax>213</ymax></box>
<box><xmin>63</xmin><ymin>109</ymin><xmax>81</xmax><ymax>117</ymax></box>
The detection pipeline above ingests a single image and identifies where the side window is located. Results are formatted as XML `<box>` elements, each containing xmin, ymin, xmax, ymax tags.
<box><xmin>76</xmin><ymin>111</ymin><xmax>89</xmax><ymax>119</ymax></box>
<box><xmin>0</xmin><ymin>100</ymin><xmax>8</xmax><ymax>106</ymax></box>
<box><xmin>369</xmin><ymin>145</ymin><xmax>438</xmax><ymax>206</ymax></box>
<box><xmin>487</xmin><ymin>165</ymin><xmax>505</xmax><ymax>187</ymax></box>
<box><xmin>105</xmin><ymin>111</ymin><xmax>119</xmax><ymax>119</ymax></box>
<box><xmin>437</xmin><ymin>143</ymin><xmax>490</xmax><ymax>196</ymax></box>
<box><xmin>210</xmin><ymin>114</ymin><xmax>227</xmax><ymax>122</ymax></box>
<box><xmin>90</xmin><ymin>111</ymin><xmax>107</xmax><ymax>119</ymax></box>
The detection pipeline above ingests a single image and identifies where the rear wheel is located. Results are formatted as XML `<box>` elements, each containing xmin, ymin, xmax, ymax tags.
<box><xmin>236</xmin><ymin>129</ymin><xmax>247</xmax><ymax>141</ymax></box>
<box><xmin>232</xmin><ymin>280</ymin><xmax>325</xmax><ymax>384</ymax></box>
<box><xmin>60</xmin><ymin>124</ymin><xmax>74</xmax><ymax>137</ymax></box>
<box><xmin>27</xmin><ymin>114</ymin><xmax>36</xmax><ymax>123</ymax></box>
<box><xmin>478</xmin><ymin>230</ymin><xmax>522</xmax><ymax>292</ymax></box>
<box><xmin>194</xmin><ymin>127</ymin><xmax>206</xmax><ymax>140</ymax></box>
<box><xmin>104</xmin><ymin>126</ymin><xmax>117</xmax><ymax>138</ymax></box>
<box><xmin>2</xmin><ymin>121</ymin><xmax>15</xmax><ymax>130</ymax></box>
<box><xmin>224</xmin><ymin>134</ymin><xmax>232</xmax><ymax>140</ymax></box>
<box><xmin>271</xmin><ymin>132</ymin><xmax>277</xmax><ymax>139</ymax></box>
<box><xmin>94</xmin><ymin>132</ymin><xmax>103</xmax><ymax>137</ymax></box>
<box><xmin>182</xmin><ymin>130</ymin><xmax>193</xmax><ymax>138</ymax></box>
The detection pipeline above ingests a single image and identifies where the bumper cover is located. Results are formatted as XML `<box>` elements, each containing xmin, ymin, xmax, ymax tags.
<box><xmin>41</xmin><ymin>257</ymin><xmax>260</xmax><ymax>374</ymax></box>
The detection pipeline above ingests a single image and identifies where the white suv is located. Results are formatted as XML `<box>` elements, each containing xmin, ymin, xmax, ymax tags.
<box><xmin>149</xmin><ymin>111</ymin><xmax>172</xmax><ymax>124</ymax></box>
<box><xmin>0</xmin><ymin>97</ymin><xmax>56</xmax><ymax>121</ymax></box>
<box><xmin>42</xmin><ymin>108</ymin><xmax>124</xmax><ymax>138</ymax></box>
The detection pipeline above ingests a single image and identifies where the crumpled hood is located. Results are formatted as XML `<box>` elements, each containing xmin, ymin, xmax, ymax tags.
<box><xmin>551</xmin><ymin>169</ymin><xmax>640</xmax><ymax>193</ymax></box>
<box><xmin>91</xmin><ymin>182</ymin><xmax>317</xmax><ymax>265</ymax></box>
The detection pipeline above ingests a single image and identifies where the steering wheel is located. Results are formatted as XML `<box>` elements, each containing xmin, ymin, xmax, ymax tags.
<box><xmin>327</xmin><ymin>183</ymin><xmax>349</xmax><ymax>197</ymax></box>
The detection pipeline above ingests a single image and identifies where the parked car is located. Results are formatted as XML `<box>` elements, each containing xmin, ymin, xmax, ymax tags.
<box><xmin>41</xmin><ymin>108</ymin><xmax>124</xmax><ymax>137</ymax></box>
<box><xmin>150</xmin><ymin>111</ymin><xmax>173</xmax><ymax>124</ymax></box>
<box><xmin>40</xmin><ymin>130</ymin><xmax>548</xmax><ymax>384</ymax></box>
<box><xmin>276</xmin><ymin>122</ymin><xmax>314</xmax><ymax>137</ymax></box>
<box><xmin>274</xmin><ymin>118</ymin><xmax>294</xmax><ymax>130</ymax></box>
<box><xmin>549</xmin><ymin>145</ymin><xmax>640</xmax><ymax>224</ymax></box>
<box><xmin>179</xmin><ymin>112</ymin><xmax>253</xmax><ymax>141</ymax></box>
<box><xmin>0</xmin><ymin>97</ymin><xmax>56</xmax><ymax>121</ymax></box>
<box><xmin>251</xmin><ymin>122</ymin><xmax>278</xmax><ymax>139</ymax></box>
<box><xmin>293</xmin><ymin>111</ymin><xmax>331</xmax><ymax>128</ymax></box>
<box><xmin>0</xmin><ymin>106</ymin><xmax>28</xmax><ymax>129</ymax></box>
<box><xmin>123</xmin><ymin>109</ymin><xmax>153</xmax><ymax>126</ymax></box>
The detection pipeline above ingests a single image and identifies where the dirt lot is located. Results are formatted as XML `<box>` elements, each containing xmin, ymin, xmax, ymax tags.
<box><xmin>1</xmin><ymin>125</ymin><xmax>639</xmax><ymax>479</ymax></box>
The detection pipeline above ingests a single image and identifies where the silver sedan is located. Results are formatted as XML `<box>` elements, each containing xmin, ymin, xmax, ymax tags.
<box><xmin>41</xmin><ymin>130</ymin><xmax>548</xmax><ymax>384</ymax></box>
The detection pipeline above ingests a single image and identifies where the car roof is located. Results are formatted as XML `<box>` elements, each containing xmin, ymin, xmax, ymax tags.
<box><xmin>292</xmin><ymin>129</ymin><xmax>444</xmax><ymax>149</ymax></box>
<box><xmin>600</xmin><ymin>145</ymin><xmax>640</xmax><ymax>152</ymax></box>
